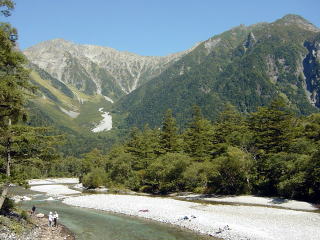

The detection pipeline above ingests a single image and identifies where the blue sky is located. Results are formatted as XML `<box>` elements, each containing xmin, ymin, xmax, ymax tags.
<box><xmin>4</xmin><ymin>0</ymin><xmax>320</xmax><ymax>56</ymax></box>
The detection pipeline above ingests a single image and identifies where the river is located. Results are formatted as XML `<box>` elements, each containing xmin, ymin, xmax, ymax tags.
<box><xmin>12</xmin><ymin>187</ymin><xmax>215</xmax><ymax>240</ymax></box>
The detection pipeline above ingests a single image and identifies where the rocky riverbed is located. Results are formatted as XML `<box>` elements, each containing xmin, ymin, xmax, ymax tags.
<box><xmin>63</xmin><ymin>194</ymin><xmax>320</xmax><ymax>240</ymax></box>
<box><xmin>0</xmin><ymin>213</ymin><xmax>75</xmax><ymax>240</ymax></box>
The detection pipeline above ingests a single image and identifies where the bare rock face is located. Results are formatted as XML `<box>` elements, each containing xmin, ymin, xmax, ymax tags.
<box><xmin>244</xmin><ymin>32</ymin><xmax>256</xmax><ymax>49</ymax></box>
<box><xmin>303</xmin><ymin>38</ymin><xmax>320</xmax><ymax>107</ymax></box>
<box><xmin>23</xmin><ymin>39</ymin><xmax>191</xmax><ymax>96</ymax></box>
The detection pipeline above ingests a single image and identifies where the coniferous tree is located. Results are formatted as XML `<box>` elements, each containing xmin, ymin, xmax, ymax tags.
<box><xmin>249</xmin><ymin>98</ymin><xmax>296</xmax><ymax>154</ymax></box>
<box><xmin>248</xmin><ymin>98</ymin><xmax>299</xmax><ymax>195</ymax></box>
<box><xmin>0</xmin><ymin>13</ymin><xmax>35</xmax><ymax>208</ymax></box>
<box><xmin>0</xmin><ymin>2</ymin><xmax>60</xmax><ymax>209</ymax></box>
<box><xmin>125</xmin><ymin>125</ymin><xmax>160</xmax><ymax>170</ymax></box>
<box><xmin>213</xmin><ymin>104</ymin><xmax>251</xmax><ymax>148</ymax></box>
<box><xmin>184</xmin><ymin>105</ymin><xmax>213</xmax><ymax>161</ymax></box>
<box><xmin>159</xmin><ymin>109</ymin><xmax>180</xmax><ymax>153</ymax></box>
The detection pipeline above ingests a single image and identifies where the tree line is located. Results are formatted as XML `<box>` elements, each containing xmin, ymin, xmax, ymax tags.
<box><xmin>54</xmin><ymin>100</ymin><xmax>320</xmax><ymax>202</ymax></box>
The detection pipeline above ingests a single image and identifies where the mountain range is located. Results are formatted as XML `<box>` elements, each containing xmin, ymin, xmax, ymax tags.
<box><xmin>24</xmin><ymin>14</ymin><xmax>320</xmax><ymax>138</ymax></box>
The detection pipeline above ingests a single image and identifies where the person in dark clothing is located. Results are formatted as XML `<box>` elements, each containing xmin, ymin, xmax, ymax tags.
<box><xmin>53</xmin><ymin>211</ymin><xmax>59</xmax><ymax>227</ymax></box>
<box><xmin>31</xmin><ymin>205</ymin><xmax>36</xmax><ymax>215</ymax></box>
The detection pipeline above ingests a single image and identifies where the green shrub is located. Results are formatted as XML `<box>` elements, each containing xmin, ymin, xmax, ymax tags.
<box><xmin>11</xmin><ymin>222</ymin><xmax>24</xmax><ymax>235</ymax></box>
<box><xmin>82</xmin><ymin>168</ymin><xmax>106</xmax><ymax>189</ymax></box>
<box><xmin>20</xmin><ymin>210</ymin><xmax>29</xmax><ymax>221</ymax></box>
<box><xmin>207</xmin><ymin>147</ymin><xmax>253</xmax><ymax>194</ymax></box>
<box><xmin>144</xmin><ymin>153</ymin><xmax>191</xmax><ymax>194</ymax></box>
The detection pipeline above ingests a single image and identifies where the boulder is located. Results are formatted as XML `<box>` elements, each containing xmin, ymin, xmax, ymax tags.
<box><xmin>22</xmin><ymin>196</ymin><xmax>32</xmax><ymax>201</ymax></box>
<box><xmin>36</xmin><ymin>213</ymin><xmax>45</xmax><ymax>218</ymax></box>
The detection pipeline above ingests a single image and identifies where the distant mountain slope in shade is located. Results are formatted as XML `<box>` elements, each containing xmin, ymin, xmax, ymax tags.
<box><xmin>114</xmin><ymin>14</ymin><xmax>320</xmax><ymax>127</ymax></box>
<box><xmin>24</xmin><ymin>39</ymin><xmax>194</xmax><ymax>99</ymax></box>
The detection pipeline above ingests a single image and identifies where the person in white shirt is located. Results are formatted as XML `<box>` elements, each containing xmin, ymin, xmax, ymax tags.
<box><xmin>48</xmin><ymin>212</ymin><xmax>53</xmax><ymax>227</ymax></box>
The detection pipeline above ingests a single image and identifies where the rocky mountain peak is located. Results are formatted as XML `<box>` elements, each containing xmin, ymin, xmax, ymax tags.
<box><xmin>276</xmin><ymin>14</ymin><xmax>319</xmax><ymax>32</ymax></box>
<box><xmin>24</xmin><ymin>39</ymin><xmax>192</xmax><ymax>96</ymax></box>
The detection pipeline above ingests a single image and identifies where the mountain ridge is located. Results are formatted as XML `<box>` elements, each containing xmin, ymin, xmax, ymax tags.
<box><xmin>25</xmin><ymin>14</ymin><xmax>320</xmax><ymax>132</ymax></box>
<box><xmin>114</xmin><ymin>14</ymin><xmax>320</xmax><ymax>127</ymax></box>
<box><xmin>24</xmin><ymin>38</ymin><xmax>196</xmax><ymax>96</ymax></box>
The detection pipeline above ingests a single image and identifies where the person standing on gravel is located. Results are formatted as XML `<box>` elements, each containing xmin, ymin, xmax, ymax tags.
<box><xmin>48</xmin><ymin>212</ymin><xmax>53</xmax><ymax>227</ymax></box>
<box><xmin>53</xmin><ymin>211</ymin><xmax>59</xmax><ymax>227</ymax></box>
<box><xmin>31</xmin><ymin>205</ymin><xmax>36</xmax><ymax>215</ymax></box>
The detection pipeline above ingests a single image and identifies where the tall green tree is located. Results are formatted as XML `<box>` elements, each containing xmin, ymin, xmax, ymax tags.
<box><xmin>105</xmin><ymin>145</ymin><xmax>138</xmax><ymax>190</ymax></box>
<box><xmin>0</xmin><ymin>26</ymin><xmax>33</xmax><ymax>209</ymax></box>
<box><xmin>249</xmin><ymin>98</ymin><xmax>297</xmax><ymax>154</ymax></box>
<box><xmin>125</xmin><ymin>125</ymin><xmax>160</xmax><ymax>170</ymax></box>
<box><xmin>159</xmin><ymin>109</ymin><xmax>180</xmax><ymax>153</ymax></box>
<box><xmin>184</xmin><ymin>105</ymin><xmax>213</xmax><ymax>161</ymax></box>
<box><xmin>213</xmin><ymin>104</ymin><xmax>251</xmax><ymax>148</ymax></box>
<box><xmin>0</xmin><ymin>125</ymin><xmax>62</xmax><ymax>180</ymax></box>
<box><xmin>248</xmin><ymin>98</ymin><xmax>299</xmax><ymax>195</ymax></box>
<box><xmin>0</xmin><ymin>1</ymin><xmax>55</xmax><ymax>209</ymax></box>
<box><xmin>80</xmin><ymin>148</ymin><xmax>106</xmax><ymax>176</ymax></box>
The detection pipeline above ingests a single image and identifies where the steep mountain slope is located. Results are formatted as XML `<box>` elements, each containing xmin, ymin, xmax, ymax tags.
<box><xmin>28</xmin><ymin>65</ymin><xmax>112</xmax><ymax>132</ymax></box>
<box><xmin>24</xmin><ymin>39</ymin><xmax>192</xmax><ymax>99</ymax></box>
<box><xmin>26</xmin><ymin>66</ymin><xmax>128</xmax><ymax>156</ymax></box>
<box><xmin>115</xmin><ymin>15</ymin><xmax>320</xmax><ymax>127</ymax></box>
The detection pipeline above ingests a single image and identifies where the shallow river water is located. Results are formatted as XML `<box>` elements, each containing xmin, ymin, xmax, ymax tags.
<box><xmin>13</xmin><ymin>187</ymin><xmax>216</xmax><ymax>240</ymax></box>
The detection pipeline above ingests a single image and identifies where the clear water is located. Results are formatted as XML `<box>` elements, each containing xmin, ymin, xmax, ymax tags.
<box><xmin>14</xmin><ymin>188</ymin><xmax>217</xmax><ymax>240</ymax></box>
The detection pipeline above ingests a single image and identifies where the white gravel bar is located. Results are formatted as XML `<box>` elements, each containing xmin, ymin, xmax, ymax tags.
<box><xmin>63</xmin><ymin>194</ymin><xmax>320</xmax><ymax>240</ymax></box>
<box><xmin>30</xmin><ymin>184</ymin><xmax>80</xmax><ymax>196</ymax></box>
<box><xmin>28</xmin><ymin>178</ymin><xmax>79</xmax><ymax>185</ymax></box>
<box><xmin>179</xmin><ymin>194</ymin><xmax>317</xmax><ymax>211</ymax></box>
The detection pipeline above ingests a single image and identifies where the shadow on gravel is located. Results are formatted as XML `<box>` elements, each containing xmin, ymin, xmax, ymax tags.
<box><xmin>269</xmin><ymin>198</ymin><xmax>288</xmax><ymax>204</ymax></box>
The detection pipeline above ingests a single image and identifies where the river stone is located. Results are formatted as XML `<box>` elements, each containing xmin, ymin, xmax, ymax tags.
<box><xmin>36</xmin><ymin>213</ymin><xmax>45</xmax><ymax>218</ymax></box>
<box><xmin>22</xmin><ymin>196</ymin><xmax>32</xmax><ymax>201</ymax></box>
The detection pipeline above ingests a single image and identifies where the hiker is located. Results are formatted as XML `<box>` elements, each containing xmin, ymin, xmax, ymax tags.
<box><xmin>31</xmin><ymin>205</ymin><xmax>36</xmax><ymax>215</ymax></box>
<box><xmin>48</xmin><ymin>212</ymin><xmax>53</xmax><ymax>227</ymax></box>
<box><xmin>53</xmin><ymin>211</ymin><xmax>59</xmax><ymax>227</ymax></box>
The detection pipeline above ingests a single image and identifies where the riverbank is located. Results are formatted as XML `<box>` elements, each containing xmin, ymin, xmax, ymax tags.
<box><xmin>29</xmin><ymin>215</ymin><xmax>75</xmax><ymax>240</ymax></box>
<box><xmin>176</xmin><ymin>194</ymin><xmax>317</xmax><ymax>211</ymax></box>
<box><xmin>25</xmin><ymin>178</ymin><xmax>320</xmax><ymax>240</ymax></box>
<box><xmin>63</xmin><ymin>194</ymin><xmax>320</xmax><ymax>240</ymax></box>
<box><xmin>0</xmin><ymin>213</ymin><xmax>75</xmax><ymax>240</ymax></box>
<box><xmin>28</xmin><ymin>178</ymin><xmax>79</xmax><ymax>186</ymax></box>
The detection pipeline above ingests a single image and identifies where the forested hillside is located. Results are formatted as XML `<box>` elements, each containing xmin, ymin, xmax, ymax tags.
<box><xmin>115</xmin><ymin>15</ymin><xmax>320</xmax><ymax>128</ymax></box>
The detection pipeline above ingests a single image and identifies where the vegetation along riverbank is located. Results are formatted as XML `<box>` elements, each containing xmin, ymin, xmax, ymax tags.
<box><xmin>0</xmin><ymin>199</ymin><xmax>75</xmax><ymax>240</ymax></box>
